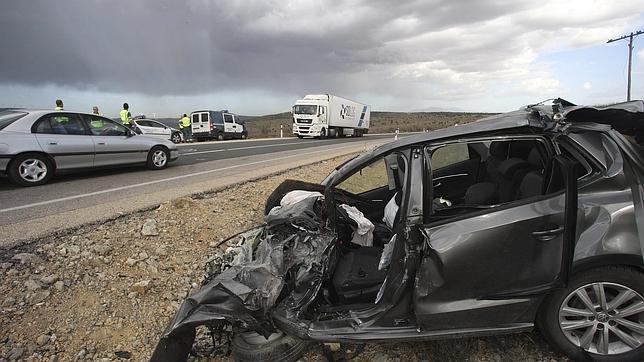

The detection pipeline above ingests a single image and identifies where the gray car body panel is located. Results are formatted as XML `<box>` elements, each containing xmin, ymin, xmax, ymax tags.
<box><xmin>0</xmin><ymin>109</ymin><xmax>178</xmax><ymax>174</ymax></box>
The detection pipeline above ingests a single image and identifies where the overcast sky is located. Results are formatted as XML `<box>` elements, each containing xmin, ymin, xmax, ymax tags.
<box><xmin>1</xmin><ymin>0</ymin><xmax>643</xmax><ymax>117</ymax></box>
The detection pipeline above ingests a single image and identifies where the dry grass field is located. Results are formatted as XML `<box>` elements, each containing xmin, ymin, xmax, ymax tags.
<box><xmin>245</xmin><ymin>111</ymin><xmax>493</xmax><ymax>138</ymax></box>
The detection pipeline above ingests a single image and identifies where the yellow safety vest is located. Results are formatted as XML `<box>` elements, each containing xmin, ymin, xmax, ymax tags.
<box><xmin>180</xmin><ymin>116</ymin><xmax>191</xmax><ymax>128</ymax></box>
<box><xmin>55</xmin><ymin>106</ymin><xmax>63</xmax><ymax>111</ymax></box>
<box><xmin>120</xmin><ymin>109</ymin><xmax>130</xmax><ymax>125</ymax></box>
<box><xmin>90</xmin><ymin>117</ymin><xmax>105</xmax><ymax>128</ymax></box>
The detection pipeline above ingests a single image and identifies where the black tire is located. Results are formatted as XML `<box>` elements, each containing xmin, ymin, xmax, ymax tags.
<box><xmin>297</xmin><ymin>135</ymin><xmax>304</xmax><ymax>139</ymax></box>
<box><xmin>8</xmin><ymin>153</ymin><xmax>54</xmax><ymax>187</ymax></box>
<box><xmin>241</xmin><ymin>132</ymin><xmax>248</xmax><ymax>139</ymax></box>
<box><xmin>146</xmin><ymin>146</ymin><xmax>170</xmax><ymax>170</ymax></box>
<box><xmin>217</xmin><ymin>133</ymin><xmax>224</xmax><ymax>141</ymax></box>
<box><xmin>537</xmin><ymin>266</ymin><xmax>644</xmax><ymax>361</ymax></box>
<box><xmin>319</xmin><ymin>128</ymin><xmax>327</xmax><ymax>139</ymax></box>
<box><xmin>171</xmin><ymin>132</ymin><xmax>182</xmax><ymax>144</ymax></box>
<box><xmin>232</xmin><ymin>332</ymin><xmax>310</xmax><ymax>362</ymax></box>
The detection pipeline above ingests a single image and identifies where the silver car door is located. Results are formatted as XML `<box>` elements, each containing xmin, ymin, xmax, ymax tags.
<box><xmin>33</xmin><ymin>113</ymin><xmax>95</xmax><ymax>169</ymax></box>
<box><xmin>150</xmin><ymin>121</ymin><xmax>171</xmax><ymax>139</ymax></box>
<box><xmin>84</xmin><ymin>115</ymin><xmax>149</xmax><ymax>166</ymax></box>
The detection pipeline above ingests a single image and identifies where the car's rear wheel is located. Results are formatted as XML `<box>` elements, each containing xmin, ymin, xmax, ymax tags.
<box><xmin>538</xmin><ymin>266</ymin><xmax>644</xmax><ymax>361</ymax></box>
<box><xmin>231</xmin><ymin>331</ymin><xmax>309</xmax><ymax>362</ymax></box>
<box><xmin>146</xmin><ymin>146</ymin><xmax>169</xmax><ymax>170</ymax></box>
<box><xmin>171</xmin><ymin>132</ymin><xmax>182</xmax><ymax>143</ymax></box>
<box><xmin>8</xmin><ymin>153</ymin><xmax>53</xmax><ymax>186</ymax></box>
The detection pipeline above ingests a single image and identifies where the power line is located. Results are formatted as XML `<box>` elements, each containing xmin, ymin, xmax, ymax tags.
<box><xmin>607</xmin><ymin>30</ymin><xmax>643</xmax><ymax>101</ymax></box>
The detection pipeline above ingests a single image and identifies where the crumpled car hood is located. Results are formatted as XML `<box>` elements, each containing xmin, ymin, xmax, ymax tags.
<box><xmin>151</xmin><ymin>181</ymin><xmax>335</xmax><ymax>361</ymax></box>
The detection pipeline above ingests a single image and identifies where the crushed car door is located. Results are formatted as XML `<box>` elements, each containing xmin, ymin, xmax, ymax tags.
<box><xmin>414</xmin><ymin>154</ymin><xmax>578</xmax><ymax>330</ymax></box>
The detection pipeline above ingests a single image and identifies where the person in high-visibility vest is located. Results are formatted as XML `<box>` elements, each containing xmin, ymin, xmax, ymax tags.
<box><xmin>120</xmin><ymin>103</ymin><xmax>132</xmax><ymax>127</ymax></box>
<box><xmin>180</xmin><ymin>114</ymin><xmax>191</xmax><ymax>142</ymax></box>
<box><xmin>55</xmin><ymin>99</ymin><xmax>64</xmax><ymax>111</ymax></box>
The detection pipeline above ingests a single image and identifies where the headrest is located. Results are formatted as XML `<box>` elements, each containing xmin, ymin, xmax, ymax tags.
<box><xmin>497</xmin><ymin>158</ymin><xmax>530</xmax><ymax>178</ymax></box>
<box><xmin>489</xmin><ymin>141</ymin><xmax>509</xmax><ymax>158</ymax></box>
<box><xmin>527</xmin><ymin>148</ymin><xmax>543</xmax><ymax>168</ymax></box>
<box><xmin>464</xmin><ymin>182</ymin><xmax>498</xmax><ymax>205</ymax></box>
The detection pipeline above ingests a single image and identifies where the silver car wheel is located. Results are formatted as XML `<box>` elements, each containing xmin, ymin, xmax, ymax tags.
<box><xmin>19</xmin><ymin>158</ymin><xmax>48</xmax><ymax>182</ymax></box>
<box><xmin>152</xmin><ymin>150</ymin><xmax>167</xmax><ymax>168</ymax></box>
<box><xmin>559</xmin><ymin>282</ymin><xmax>644</xmax><ymax>355</ymax></box>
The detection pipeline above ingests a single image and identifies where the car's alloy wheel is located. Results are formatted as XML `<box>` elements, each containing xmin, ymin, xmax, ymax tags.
<box><xmin>559</xmin><ymin>282</ymin><xmax>644</xmax><ymax>356</ymax></box>
<box><xmin>19</xmin><ymin>158</ymin><xmax>48</xmax><ymax>183</ymax></box>
<box><xmin>171</xmin><ymin>132</ymin><xmax>181</xmax><ymax>143</ymax></box>
<box><xmin>8</xmin><ymin>154</ymin><xmax>54</xmax><ymax>186</ymax></box>
<box><xmin>147</xmin><ymin>147</ymin><xmax>169</xmax><ymax>170</ymax></box>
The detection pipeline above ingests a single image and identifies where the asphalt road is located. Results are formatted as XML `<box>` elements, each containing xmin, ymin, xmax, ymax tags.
<box><xmin>0</xmin><ymin>134</ymin><xmax>397</xmax><ymax>232</ymax></box>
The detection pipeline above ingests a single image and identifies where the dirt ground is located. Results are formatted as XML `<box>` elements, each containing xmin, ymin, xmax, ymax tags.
<box><xmin>0</xmin><ymin>155</ymin><xmax>564</xmax><ymax>361</ymax></box>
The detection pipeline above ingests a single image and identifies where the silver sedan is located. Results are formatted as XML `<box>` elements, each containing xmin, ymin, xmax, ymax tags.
<box><xmin>0</xmin><ymin>109</ymin><xmax>179</xmax><ymax>186</ymax></box>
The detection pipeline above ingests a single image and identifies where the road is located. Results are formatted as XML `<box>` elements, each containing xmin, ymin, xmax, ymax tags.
<box><xmin>0</xmin><ymin>134</ymin><xmax>398</xmax><ymax>247</ymax></box>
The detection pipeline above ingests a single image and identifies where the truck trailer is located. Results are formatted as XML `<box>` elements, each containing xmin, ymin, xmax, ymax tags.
<box><xmin>292</xmin><ymin>94</ymin><xmax>370</xmax><ymax>138</ymax></box>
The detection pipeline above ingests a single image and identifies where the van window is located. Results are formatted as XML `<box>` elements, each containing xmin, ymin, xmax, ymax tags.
<box><xmin>192</xmin><ymin>114</ymin><xmax>199</xmax><ymax>124</ymax></box>
<box><xmin>224</xmin><ymin>114</ymin><xmax>234</xmax><ymax>123</ymax></box>
<box><xmin>201</xmin><ymin>113</ymin><xmax>209</xmax><ymax>123</ymax></box>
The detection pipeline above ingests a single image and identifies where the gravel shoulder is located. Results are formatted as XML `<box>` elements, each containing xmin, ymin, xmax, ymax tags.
<box><xmin>0</xmin><ymin>155</ymin><xmax>563</xmax><ymax>361</ymax></box>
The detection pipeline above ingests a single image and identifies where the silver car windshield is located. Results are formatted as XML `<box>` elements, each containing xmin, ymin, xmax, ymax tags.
<box><xmin>0</xmin><ymin>111</ymin><xmax>28</xmax><ymax>130</ymax></box>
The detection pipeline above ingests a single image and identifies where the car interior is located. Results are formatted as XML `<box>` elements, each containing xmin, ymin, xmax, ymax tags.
<box><xmin>320</xmin><ymin>137</ymin><xmax>580</xmax><ymax>314</ymax></box>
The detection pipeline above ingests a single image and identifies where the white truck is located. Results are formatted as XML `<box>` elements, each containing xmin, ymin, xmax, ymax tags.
<box><xmin>292</xmin><ymin>94</ymin><xmax>370</xmax><ymax>138</ymax></box>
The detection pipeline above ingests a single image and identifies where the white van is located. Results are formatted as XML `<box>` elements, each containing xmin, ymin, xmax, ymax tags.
<box><xmin>190</xmin><ymin>110</ymin><xmax>248</xmax><ymax>141</ymax></box>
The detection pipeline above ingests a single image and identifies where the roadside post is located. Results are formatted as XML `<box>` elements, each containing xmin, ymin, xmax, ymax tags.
<box><xmin>280</xmin><ymin>124</ymin><xmax>283</xmax><ymax>138</ymax></box>
<box><xmin>395</xmin><ymin>128</ymin><xmax>399</xmax><ymax>140</ymax></box>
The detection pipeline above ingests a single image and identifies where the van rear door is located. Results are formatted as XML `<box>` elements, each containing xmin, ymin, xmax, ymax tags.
<box><xmin>191</xmin><ymin>112</ymin><xmax>210</xmax><ymax>135</ymax></box>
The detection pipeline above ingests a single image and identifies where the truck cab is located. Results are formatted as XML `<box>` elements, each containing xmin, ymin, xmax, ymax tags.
<box><xmin>292</xmin><ymin>98</ymin><xmax>328</xmax><ymax>138</ymax></box>
<box><xmin>190</xmin><ymin>110</ymin><xmax>248</xmax><ymax>141</ymax></box>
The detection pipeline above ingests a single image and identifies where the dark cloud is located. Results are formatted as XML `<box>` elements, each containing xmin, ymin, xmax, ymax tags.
<box><xmin>0</xmin><ymin>0</ymin><xmax>640</xmax><ymax>103</ymax></box>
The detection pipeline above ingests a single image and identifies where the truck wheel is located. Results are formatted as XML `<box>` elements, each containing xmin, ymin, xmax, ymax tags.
<box><xmin>232</xmin><ymin>331</ymin><xmax>310</xmax><ymax>362</ymax></box>
<box><xmin>320</xmin><ymin>128</ymin><xmax>327</xmax><ymax>138</ymax></box>
<box><xmin>537</xmin><ymin>266</ymin><xmax>644</xmax><ymax>361</ymax></box>
<box><xmin>297</xmin><ymin>135</ymin><xmax>304</xmax><ymax>139</ymax></box>
<box><xmin>8</xmin><ymin>153</ymin><xmax>54</xmax><ymax>186</ymax></box>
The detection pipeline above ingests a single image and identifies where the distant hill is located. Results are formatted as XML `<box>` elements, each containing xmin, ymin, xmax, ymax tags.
<box><xmin>244</xmin><ymin>111</ymin><xmax>496</xmax><ymax>138</ymax></box>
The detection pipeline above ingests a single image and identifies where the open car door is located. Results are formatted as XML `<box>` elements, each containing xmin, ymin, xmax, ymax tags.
<box><xmin>414</xmin><ymin>154</ymin><xmax>578</xmax><ymax>331</ymax></box>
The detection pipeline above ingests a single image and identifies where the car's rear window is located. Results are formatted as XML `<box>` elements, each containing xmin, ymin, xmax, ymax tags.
<box><xmin>0</xmin><ymin>110</ymin><xmax>28</xmax><ymax>130</ymax></box>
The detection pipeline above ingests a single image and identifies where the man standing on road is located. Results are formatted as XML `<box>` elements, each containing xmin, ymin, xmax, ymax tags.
<box><xmin>55</xmin><ymin>99</ymin><xmax>64</xmax><ymax>110</ymax></box>
<box><xmin>180</xmin><ymin>113</ymin><xmax>191</xmax><ymax>143</ymax></box>
<box><xmin>120</xmin><ymin>103</ymin><xmax>132</xmax><ymax>127</ymax></box>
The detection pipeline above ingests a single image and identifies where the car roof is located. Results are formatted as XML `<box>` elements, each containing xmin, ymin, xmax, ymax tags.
<box><xmin>331</xmin><ymin>99</ymin><xmax>644</xmax><ymax>183</ymax></box>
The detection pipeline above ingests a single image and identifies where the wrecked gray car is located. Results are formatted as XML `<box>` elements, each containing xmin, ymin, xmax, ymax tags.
<box><xmin>152</xmin><ymin>99</ymin><xmax>644</xmax><ymax>362</ymax></box>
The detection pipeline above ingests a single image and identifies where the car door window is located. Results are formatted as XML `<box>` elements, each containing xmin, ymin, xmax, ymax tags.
<box><xmin>224</xmin><ymin>114</ymin><xmax>233</xmax><ymax>123</ymax></box>
<box><xmin>337</xmin><ymin>158</ymin><xmax>389</xmax><ymax>194</ymax></box>
<box><xmin>83</xmin><ymin>115</ymin><xmax>129</xmax><ymax>136</ymax></box>
<box><xmin>431</xmin><ymin>143</ymin><xmax>470</xmax><ymax>170</ymax></box>
<box><xmin>33</xmin><ymin>113</ymin><xmax>87</xmax><ymax>135</ymax></box>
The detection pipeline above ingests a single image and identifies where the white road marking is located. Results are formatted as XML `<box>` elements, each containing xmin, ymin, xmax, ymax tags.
<box><xmin>179</xmin><ymin>140</ymin><xmax>326</xmax><ymax>156</ymax></box>
<box><xmin>0</xmin><ymin>144</ymin><xmax>360</xmax><ymax>214</ymax></box>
